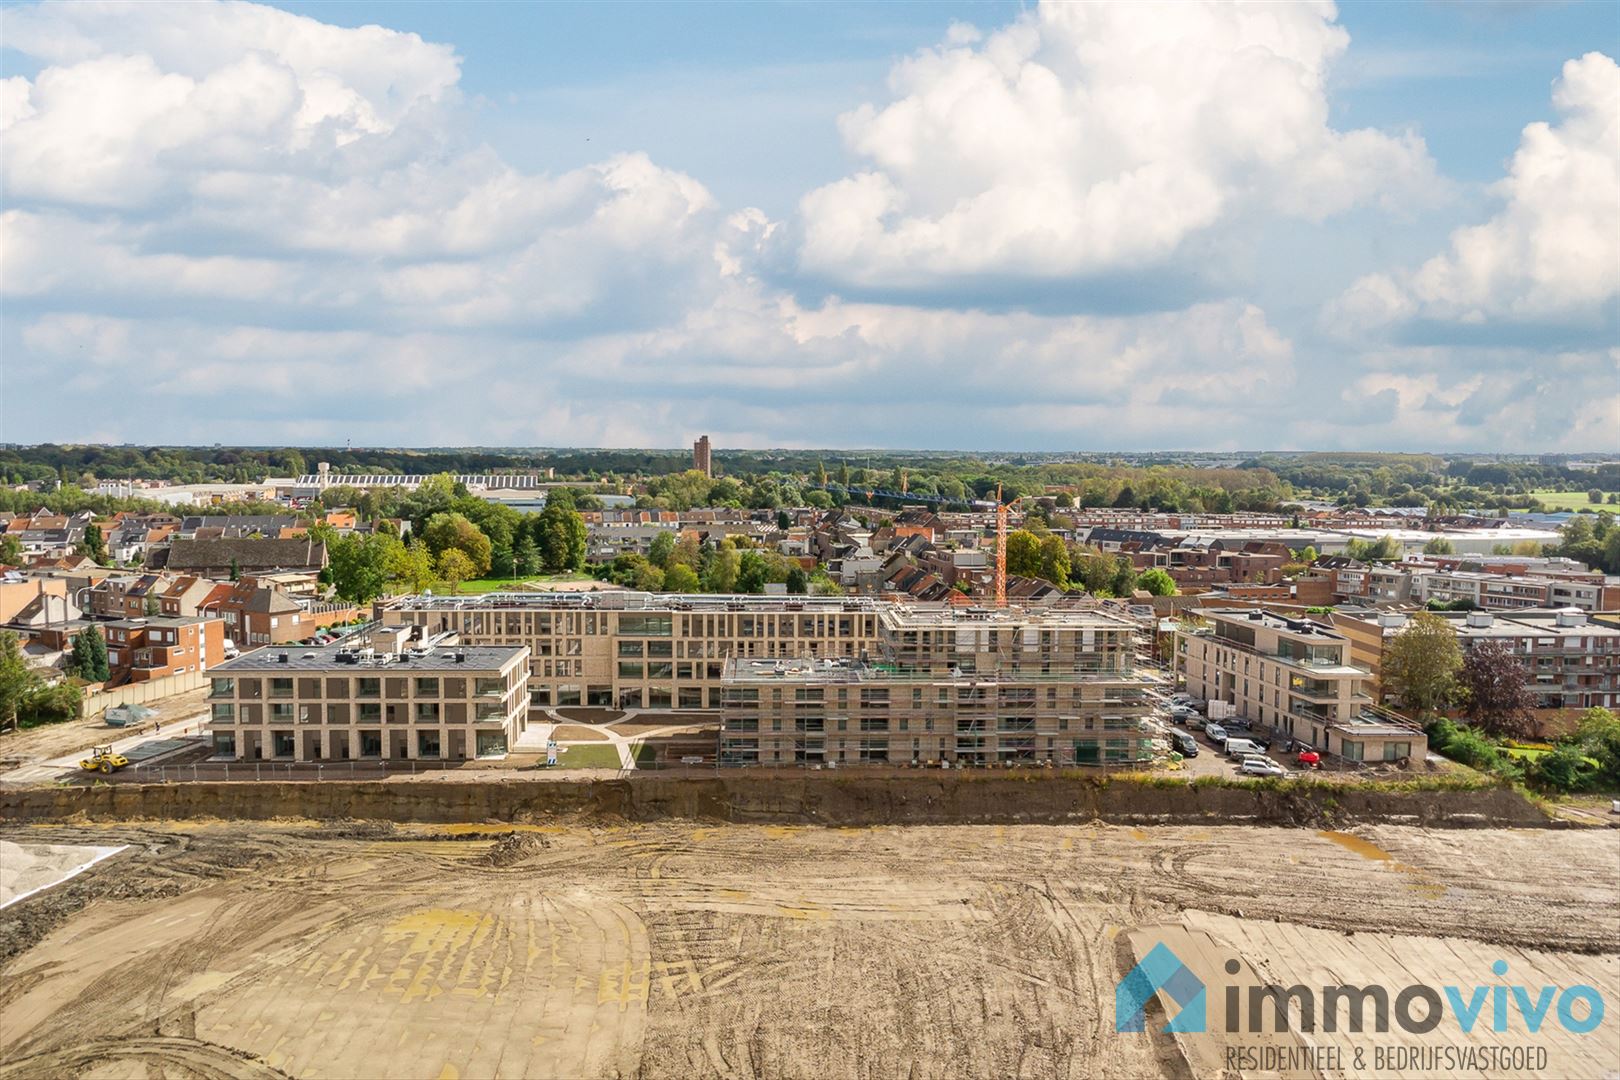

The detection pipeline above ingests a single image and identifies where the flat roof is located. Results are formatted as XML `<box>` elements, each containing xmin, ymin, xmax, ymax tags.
<box><xmin>720</xmin><ymin>655</ymin><xmax>1145</xmax><ymax>686</ymax></box>
<box><xmin>212</xmin><ymin>643</ymin><xmax>526</xmax><ymax>674</ymax></box>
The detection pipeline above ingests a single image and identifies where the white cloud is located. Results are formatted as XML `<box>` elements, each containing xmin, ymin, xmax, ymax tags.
<box><xmin>795</xmin><ymin>1</ymin><xmax>1438</xmax><ymax>287</ymax></box>
<box><xmin>1328</xmin><ymin>51</ymin><xmax>1620</xmax><ymax>331</ymax></box>
<box><xmin>0</xmin><ymin>0</ymin><xmax>1603</xmax><ymax>454</ymax></box>
<box><xmin>1320</xmin><ymin>346</ymin><xmax>1620</xmax><ymax>452</ymax></box>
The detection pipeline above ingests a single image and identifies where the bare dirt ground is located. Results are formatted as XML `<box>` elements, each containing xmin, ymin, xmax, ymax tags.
<box><xmin>0</xmin><ymin>686</ymin><xmax>210</xmax><ymax>767</ymax></box>
<box><xmin>0</xmin><ymin>822</ymin><xmax>1615</xmax><ymax>1080</ymax></box>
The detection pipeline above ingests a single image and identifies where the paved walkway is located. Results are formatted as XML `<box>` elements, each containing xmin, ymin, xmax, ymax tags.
<box><xmin>514</xmin><ymin>709</ymin><xmax>712</xmax><ymax>770</ymax></box>
<box><xmin>2</xmin><ymin>717</ymin><xmax>210</xmax><ymax>786</ymax></box>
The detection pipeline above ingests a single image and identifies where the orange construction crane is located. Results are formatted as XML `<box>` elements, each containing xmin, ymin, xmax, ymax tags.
<box><xmin>994</xmin><ymin>483</ymin><xmax>1007</xmax><ymax>608</ymax></box>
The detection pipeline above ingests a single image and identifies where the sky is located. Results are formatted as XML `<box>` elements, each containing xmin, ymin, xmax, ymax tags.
<box><xmin>0</xmin><ymin>0</ymin><xmax>1615</xmax><ymax>452</ymax></box>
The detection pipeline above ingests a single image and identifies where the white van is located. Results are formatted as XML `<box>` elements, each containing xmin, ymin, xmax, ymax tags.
<box><xmin>1224</xmin><ymin>737</ymin><xmax>1264</xmax><ymax>759</ymax></box>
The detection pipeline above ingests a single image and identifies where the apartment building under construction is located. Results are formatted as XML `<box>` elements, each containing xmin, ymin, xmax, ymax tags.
<box><xmin>719</xmin><ymin>605</ymin><xmax>1154</xmax><ymax>766</ymax></box>
<box><xmin>382</xmin><ymin>591</ymin><xmax>1155</xmax><ymax>766</ymax></box>
<box><xmin>383</xmin><ymin>592</ymin><xmax>885</xmax><ymax>710</ymax></box>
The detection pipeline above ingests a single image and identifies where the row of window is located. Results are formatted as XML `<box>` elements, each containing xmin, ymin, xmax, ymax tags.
<box><xmin>212</xmin><ymin>675</ymin><xmax>510</xmax><ymax>699</ymax></box>
<box><xmin>212</xmin><ymin>702</ymin><xmax>511</xmax><ymax>724</ymax></box>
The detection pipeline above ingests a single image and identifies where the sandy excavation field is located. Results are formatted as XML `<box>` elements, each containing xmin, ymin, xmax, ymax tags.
<box><xmin>0</xmin><ymin>821</ymin><xmax>1616</xmax><ymax>1080</ymax></box>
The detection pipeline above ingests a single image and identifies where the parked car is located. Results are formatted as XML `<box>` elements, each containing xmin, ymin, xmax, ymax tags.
<box><xmin>1203</xmin><ymin>723</ymin><xmax>1228</xmax><ymax>744</ymax></box>
<box><xmin>1171</xmin><ymin>731</ymin><xmax>1199</xmax><ymax>757</ymax></box>
<box><xmin>1240</xmin><ymin>757</ymin><xmax>1287</xmax><ymax>777</ymax></box>
<box><xmin>1168</xmin><ymin>704</ymin><xmax>1197</xmax><ymax>720</ymax></box>
<box><xmin>1222</xmin><ymin>716</ymin><xmax>1251</xmax><ymax>731</ymax></box>
<box><xmin>1223</xmin><ymin>737</ymin><xmax>1265</xmax><ymax>760</ymax></box>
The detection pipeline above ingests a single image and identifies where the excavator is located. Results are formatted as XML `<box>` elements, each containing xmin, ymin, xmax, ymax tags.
<box><xmin>79</xmin><ymin>745</ymin><xmax>130</xmax><ymax>774</ymax></box>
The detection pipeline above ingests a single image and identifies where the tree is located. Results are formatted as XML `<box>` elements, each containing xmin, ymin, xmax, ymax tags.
<box><xmin>736</xmin><ymin>551</ymin><xmax>770</xmax><ymax>594</ymax></box>
<box><xmin>0</xmin><ymin>631</ymin><xmax>35</xmax><ymax>731</ymax></box>
<box><xmin>1422</xmin><ymin>537</ymin><xmax>1456</xmax><ymax>555</ymax></box>
<box><xmin>1569</xmin><ymin>707</ymin><xmax>1620</xmax><ymax>788</ymax></box>
<box><xmin>389</xmin><ymin>539</ymin><xmax>436</xmax><ymax>594</ymax></box>
<box><xmin>1460</xmin><ymin>639</ymin><xmax>1535</xmax><ymax>738</ymax></box>
<box><xmin>1003</xmin><ymin>530</ymin><xmax>1041</xmax><ymax>578</ymax></box>
<box><xmin>229</xmin><ymin>557</ymin><xmax>240</xmax><ymax>582</ymax></box>
<box><xmin>786</xmin><ymin>566</ymin><xmax>809</xmax><ymax>595</ymax></box>
<box><xmin>78</xmin><ymin>523</ymin><xmax>107</xmax><ymax>564</ymax></box>
<box><xmin>671</xmin><ymin>533</ymin><xmax>702</xmax><ymax>571</ymax></box>
<box><xmin>663</xmin><ymin>563</ymin><xmax>700</xmax><ymax>593</ymax></box>
<box><xmin>68</xmin><ymin>625</ymin><xmax>110</xmax><ymax>683</ymax></box>
<box><xmin>1589</xmin><ymin>489</ymin><xmax>1605</xmax><ymax>505</ymax></box>
<box><xmin>1136</xmin><ymin>568</ymin><xmax>1178</xmax><ymax>596</ymax></box>
<box><xmin>1381</xmin><ymin>611</ymin><xmax>1462</xmax><ymax>715</ymax></box>
<box><xmin>436</xmin><ymin>549</ymin><xmax>476</xmax><ymax>594</ymax></box>
<box><xmin>327</xmin><ymin>532</ymin><xmax>401</xmax><ymax>603</ymax></box>
<box><xmin>632</xmin><ymin>562</ymin><xmax>665</xmax><ymax>592</ymax></box>
<box><xmin>1109</xmin><ymin>555</ymin><xmax>1137</xmax><ymax>597</ymax></box>
<box><xmin>0</xmin><ymin>535</ymin><xmax>21</xmax><ymax>565</ymax></box>
<box><xmin>421</xmin><ymin>512</ymin><xmax>493</xmax><ymax>578</ymax></box>
<box><xmin>512</xmin><ymin>534</ymin><xmax>540</xmax><ymax>578</ymax></box>
<box><xmin>1036</xmin><ymin>534</ymin><xmax>1070</xmax><ymax>589</ymax></box>
<box><xmin>703</xmin><ymin>542</ymin><xmax>740</xmax><ymax>592</ymax></box>
<box><xmin>1346</xmin><ymin>534</ymin><xmax>1403</xmax><ymax>562</ymax></box>
<box><xmin>776</xmin><ymin>509</ymin><xmax>792</xmax><ymax>531</ymax></box>
<box><xmin>143</xmin><ymin>594</ymin><xmax>161</xmax><ymax>616</ymax></box>
<box><xmin>534</xmin><ymin>494</ymin><xmax>587</xmax><ymax>573</ymax></box>
<box><xmin>647</xmin><ymin>531</ymin><xmax>676</xmax><ymax>570</ymax></box>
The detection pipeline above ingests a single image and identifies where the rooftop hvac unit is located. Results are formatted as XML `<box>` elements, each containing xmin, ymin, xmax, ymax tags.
<box><xmin>1555</xmin><ymin>608</ymin><xmax>1587</xmax><ymax>628</ymax></box>
<box><xmin>277</xmin><ymin>652</ymin><xmax>289</xmax><ymax>664</ymax></box>
<box><xmin>1465</xmin><ymin>611</ymin><xmax>1494</xmax><ymax>629</ymax></box>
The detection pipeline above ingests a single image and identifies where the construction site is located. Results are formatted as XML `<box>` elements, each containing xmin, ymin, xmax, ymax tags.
<box><xmin>2</xmin><ymin>794</ymin><xmax>1617</xmax><ymax>1079</ymax></box>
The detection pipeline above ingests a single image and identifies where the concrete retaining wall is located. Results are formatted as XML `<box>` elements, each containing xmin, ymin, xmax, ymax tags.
<box><xmin>84</xmin><ymin>670</ymin><xmax>206</xmax><ymax>713</ymax></box>
<box><xmin>0</xmin><ymin>775</ymin><xmax>1554</xmax><ymax>829</ymax></box>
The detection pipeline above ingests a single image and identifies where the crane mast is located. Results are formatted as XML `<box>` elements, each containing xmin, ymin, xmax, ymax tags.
<box><xmin>995</xmin><ymin>482</ymin><xmax>1007</xmax><ymax>608</ymax></box>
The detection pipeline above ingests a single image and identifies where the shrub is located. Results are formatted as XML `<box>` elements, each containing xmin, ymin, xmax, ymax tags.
<box><xmin>1526</xmin><ymin>745</ymin><xmax>1595</xmax><ymax>793</ymax></box>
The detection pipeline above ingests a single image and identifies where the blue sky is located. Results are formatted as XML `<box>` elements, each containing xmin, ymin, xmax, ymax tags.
<box><xmin>1</xmin><ymin>0</ymin><xmax>1615</xmax><ymax>450</ymax></box>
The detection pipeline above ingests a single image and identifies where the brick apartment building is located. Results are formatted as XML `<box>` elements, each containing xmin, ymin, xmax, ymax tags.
<box><xmin>1175</xmin><ymin>608</ymin><xmax>1425</xmax><ymax>763</ymax></box>
<box><xmin>206</xmin><ymin>626</ymin><xmax>529</xmax><ymax>762</ymax></box>
<box><xmin>103</xmin><ymin>615</ymin><xmax>227</xmax><ymax>683</ymax></box>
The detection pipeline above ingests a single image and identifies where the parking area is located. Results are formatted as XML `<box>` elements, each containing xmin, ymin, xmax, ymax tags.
<box><xmin>1154</xmin><ymin>692</ymin><xmax>1313</xmax><ymax>781</ymax></box>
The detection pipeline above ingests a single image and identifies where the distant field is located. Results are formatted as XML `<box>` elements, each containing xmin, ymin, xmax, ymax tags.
<box><xmin>1530</xmin><ymin>489</ymin><xmax>1612</xmax><ymax>510</ymax></box>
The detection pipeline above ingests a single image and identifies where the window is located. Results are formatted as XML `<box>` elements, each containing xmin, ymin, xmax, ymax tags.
<box><xmin>269</xmin><ymin>678</ymin><xmax>293</xmax><ymax>698</ymax></box>
<box><xmin>211</xmin><ymin>703</ymin><xmax>234</xmax><ymax>724</ymax></box>
<box><xmin>1383</xmin><ymin>741</ymin><xmax>1411</xmax><ymax>762</ymax></box>
<box><xmin>357</xmin><ymin>678</ymin><xmax>380</xmax><ymax>698</ymax></box>
<box><xmin>476</xmin><ymin>731</ymin><xmax>508</xmax><ymax>758</ymax></box>
<box><xmin>618</xmin><ymin>662</ymin><xmax>644</xmax><ymax>679</ymax></box>
<box><xmin>417</xmin><ymin>730</ymin><xmax>441</xmax><ymax>758</ymax></box>
<box><xmin>415</xmin><ymin>702</ymin><xmax>440</xmax><ymax>722</ymax></box>
<box><xmin>358</xmin><ymin>702</ymin><xmax>382</xmax><ymax>722</ymax></box>
<box><xmin>617</xmin><ymin>641</ymin><xmax>644</xmax><ymax>658</ymax></box>
<box><xmin>212</xmin><ymin>732</ymin><xmax>236</xmax><ymax>756</ymax></box>
<box><xmin>269</xmin><ymin>703</ymin><xmax>294</xmax><ymax>721</ymax></box>
<box><xmin>474</xmin><ymin>677</ymin><xmax>504</xmax><ymax>698</ymax></box>
<box><xmin>209</xmin><ymin>678</ymin><xmax>234</xmax><ymax>698</ymax></box>
<box><xmin>414</xmin><ymin>677</ymin><xmax>440</xmax><ymax>697</ymax></box>
<box><xmin>619</xmin><ymin>614</ymin><xmax>672</xmax><ymax>637</ymax></box>
<box><xmin>647</xmin><ymin>640</ymin><xmax>673</xmax><ymax>658</ymax></box>
<box><xmin>272</xmin><ymin>731</ymin><xmax>295</xmax><ymax>758</ymax></box>
<box><xmin>359</xmin><ymin>730</ymin><xmax>383</xmax><ymax>757</ymax></box>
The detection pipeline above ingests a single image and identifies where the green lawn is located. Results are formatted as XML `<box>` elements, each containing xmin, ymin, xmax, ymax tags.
<box><xmin>1530</xmin><ymin>489</ymin><xmax>1613</xmax><ymax>511</ymax></box>
<box><xmin>545</xmin><ymin>743</ymin><xmax>623</xmax><ymax>769</ymax></box>
<box><xmin>444</xmin><ymin>572</ymin><xmax>594</xmax><ymax>595</ymax></box>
